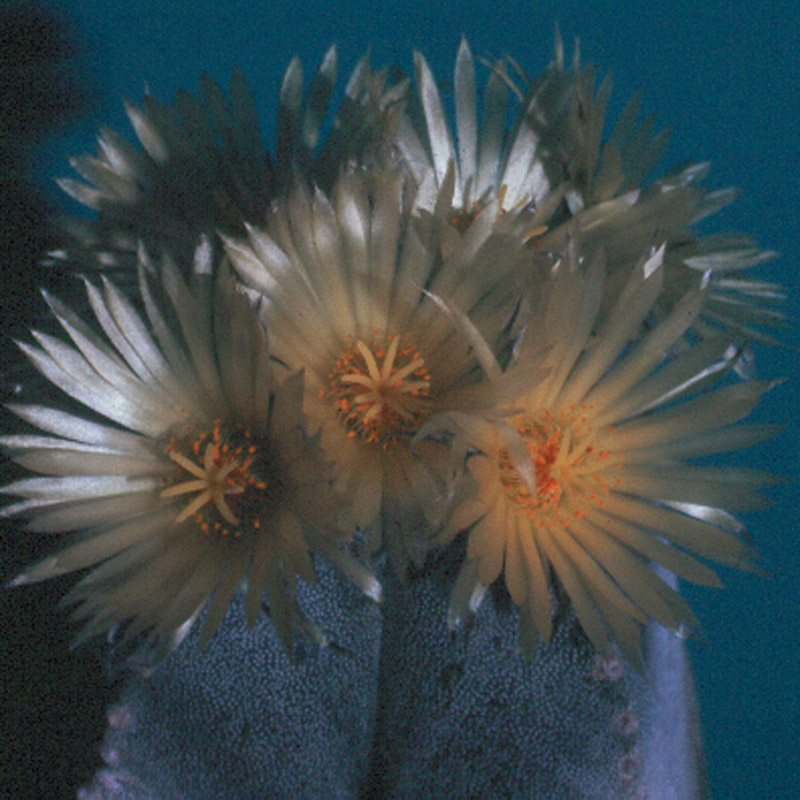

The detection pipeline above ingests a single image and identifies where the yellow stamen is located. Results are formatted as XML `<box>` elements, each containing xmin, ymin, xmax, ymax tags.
<box><xmin>325</xmin><ymin>332</ymin><xmax>432</xmax><ymax>447</ymax></box>
<box><xmin>160</xmin><ymin>427</ymin><xmax>269</xmax><ymax>536</ymax></box>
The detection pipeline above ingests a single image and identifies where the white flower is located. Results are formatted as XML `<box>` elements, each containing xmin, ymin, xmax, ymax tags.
<box><xmin>394</xmin><ymin>38</ymin><xmax>782</xmax><ymax>345</ymax></box>
<box><xmin>532</xmin><ymin>48</ymin><xmax>783</xmax><ymax>344</ymax></box>
<box><xmin>426</xmin><ymin>243</ymin><xmax>774</xmax><ymax>667</ymax></box>
<box><xmin>1</xmin><ymin>240</ymin><xmax>379</xmax><ymax>654</ymax></box>
<box><xmin>225</xmin><ymin>167</ymin><xmax>539</xmax><ymax>572</ymax></box>
<box><xmin>53</xmin><ymin>46</ymin><xmax>406</xmax><ymax>273</ymax></box>
<box><xmin>395</xmin><ymin>38</ymin><xmax>572</xmax><ymax>219</ymax></box>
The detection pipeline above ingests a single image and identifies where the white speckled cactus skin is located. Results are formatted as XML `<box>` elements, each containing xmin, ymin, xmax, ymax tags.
<box><xmin>79</xmin><ymin>556</ymin><xmax>706</xmax><ymax>800</ymax></box>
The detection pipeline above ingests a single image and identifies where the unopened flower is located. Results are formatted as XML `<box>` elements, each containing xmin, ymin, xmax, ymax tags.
<box><xmin>2</xmin><ymin>241</ymin><xmax>379</xmax><ymax>654</ymax></box>
<box><xmin>426</xmin><ymin>243</ymin><xmax>774</xmax><ymax>667</ymax></box>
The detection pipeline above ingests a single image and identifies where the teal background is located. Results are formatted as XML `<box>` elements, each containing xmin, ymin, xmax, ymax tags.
<box><xmin>17</xmin><ymin>1</ymin><xmax>800</xmax><ymax>796</ymax></box>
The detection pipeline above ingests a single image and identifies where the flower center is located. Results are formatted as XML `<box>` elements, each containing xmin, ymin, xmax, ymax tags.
<box><xmin>448</xmin><ymin>185</ymin><xmax>506</xmax><ymax>232</ymax></box>
<box><xmin>326</xmin><ymin>332</ymin><xmax>432</xmax><ymax>447</ymax></box>
<box><xmin>446</xmin><ymin>185</ymin><xmax>547</xmax><ymax>242</ymax></box>
<box><xmin>499</xmin><ymin>408</ymin><xmax>622</xmax><ymax>524</ymax></box>
<box><xmin>160</xmin><ymin>420</ymin><xmax>268</xmax><ymax>538</ymax></box>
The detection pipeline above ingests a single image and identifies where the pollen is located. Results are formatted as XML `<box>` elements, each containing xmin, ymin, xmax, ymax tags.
<box><xmin>448</xmin><ymin>185</ymin><xmax>510</xmax><ymax>232</ymax></box>
<box><xmin>499</xmin><ymin>410</ymin><xmax>621</xmax><ymax>524</ymax></box>
<box><xmin>160</xmin><ymin>420</ymin><xmax>269</xmax><ymax>538</ymax></box>
<box><xmin>325</xmin><ymin>332</ymin><xmax>432</xmax><ymax>448</ymax></box>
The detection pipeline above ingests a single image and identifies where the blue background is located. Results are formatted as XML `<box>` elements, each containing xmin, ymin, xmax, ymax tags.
<box><xmin>28</xmin><ymin>1</ymin><xmax>800</xmax><ymax>797</ymax></box>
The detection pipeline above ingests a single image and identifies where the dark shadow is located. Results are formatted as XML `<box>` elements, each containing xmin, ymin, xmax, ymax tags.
<box><xmin>0</xmin><ymin>5</ymin><xmax>118</xmax><ymax>799</ymax></box>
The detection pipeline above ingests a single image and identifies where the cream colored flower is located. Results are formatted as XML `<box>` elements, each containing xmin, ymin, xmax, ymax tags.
<box><xmin>427</xmin><ymin>243</ymin><xmax>774</xmax><ymax>667</ymax></box>
<box><xmin>2</xmin><ymin>241</ymin><xmax>378</xmax><ymax>654</ymax></box>
<box><xmin>225</xmin><ymin>167</ymin><xmax>539</xmax><ymax>573</ymax></box>
<box><xmin>530</xmin><ymin>48</ymin><xmax>783</xmax><ymax>344</ymax></box>
<box><xmin>395</xmin><ymin>38</ymin><xmax>574</xmax><ymax>221</ymax></box>
<box><xmin>394</xmin><ymin>38</ymin><xmax>781</xmax><ymax>345</ymax></box>
<box><xmin>53</xmin><ymin>46</ymin><xmax>405</xmax><ymax>273</ymax></box>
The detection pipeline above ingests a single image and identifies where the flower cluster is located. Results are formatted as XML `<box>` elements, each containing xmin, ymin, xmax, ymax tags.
<box><xmin>2</xmin><ymin>37</ymin><xmax>781</xmax><ymax>666</ymax></box>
